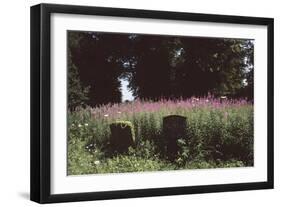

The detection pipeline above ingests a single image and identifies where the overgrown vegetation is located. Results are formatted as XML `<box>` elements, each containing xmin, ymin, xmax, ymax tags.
<box><xmin>67</xmin><ymin>98</ymin><xmax>253</xmax><ymax>175</ymax></box>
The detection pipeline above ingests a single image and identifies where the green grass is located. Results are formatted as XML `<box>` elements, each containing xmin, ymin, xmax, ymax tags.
<box><xmin>67</xmin><ymin>100</ymin><xmax>253</xmax><ymax>175</ymax></box>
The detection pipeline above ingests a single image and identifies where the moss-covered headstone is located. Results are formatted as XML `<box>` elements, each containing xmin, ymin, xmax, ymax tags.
<box><xmin>163</xmin><ymin>115</ymin><xmax>187</xmax><ymax>159</ymax></box>
<box><xmin>109</xmin><ymin>121</ymin><xmax>135</xmax><ymax>153</ymax></box>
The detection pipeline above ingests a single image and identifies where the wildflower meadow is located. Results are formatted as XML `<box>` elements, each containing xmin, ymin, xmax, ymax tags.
<box><xmin>68</xmin><ymin>98</ymin><xmax>253</xmax><ymax>175</ymax></box>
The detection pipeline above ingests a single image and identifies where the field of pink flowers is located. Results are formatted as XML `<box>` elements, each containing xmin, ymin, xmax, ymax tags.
<box><xmin>67</xmin><ymin>98</ymin><xmax>253</xmax><ymax>175</ymax></box>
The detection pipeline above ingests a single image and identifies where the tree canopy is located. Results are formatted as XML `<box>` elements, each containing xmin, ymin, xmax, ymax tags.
<box><xmin>68</xmin><ymin>31</ymin><xmax>254</xmax><ymax>108</ymax></box>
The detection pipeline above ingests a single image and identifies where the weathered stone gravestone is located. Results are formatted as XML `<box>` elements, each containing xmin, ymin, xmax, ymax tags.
<box><xmin>163</xmin><ymin>115</ymin><xmax>187</xmax><ymax>159</ymax></box>
<box><xmin>109</xmin><ymin>121</ymin><xmax>135</xmax><ymax>153</ymax></box>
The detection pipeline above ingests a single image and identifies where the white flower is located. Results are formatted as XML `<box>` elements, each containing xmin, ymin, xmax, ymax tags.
<box><xmin>94</xmin><ymin>160</ymin><xmax>100</xmax><ymax>165</ymax></box>
<box><xmin>78</xmin><ymin>124</ymin><xmax>82</xmax><ymax>127</ymax></box>
<box><xmin>84</xmin><ymin>123</ymin><xmax>89</xmax><ymax>126</ymax></box>
<box><xmin>104</xmin><ymin>114</ymin><xmax>109</xmax><ymax>117</ymax></box>
<box><xmin>117</xmin><ymin>111</ymin><xmax>121</xmax><ymax>114</ymax></box>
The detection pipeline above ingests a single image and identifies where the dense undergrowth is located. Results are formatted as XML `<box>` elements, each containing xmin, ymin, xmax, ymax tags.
<box><xmin>67</xmin><ymin>98</ymin><xmax>253</xmax><ymax>175</ymax></box>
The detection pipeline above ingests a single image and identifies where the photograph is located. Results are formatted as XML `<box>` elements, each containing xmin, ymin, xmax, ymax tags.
<box><xmin>30</xmin><ymin>3</ymin><xmax>273</xmax><ymax>203</ymax></box>
<box><xmin>67</xmin><ymin>30</ymin><xmax>254</xmax><ymax>175</ymax></box>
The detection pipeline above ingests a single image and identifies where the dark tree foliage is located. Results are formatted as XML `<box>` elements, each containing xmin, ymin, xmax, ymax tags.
<box><xmin>68</xmin><ymin>32</ymin><xmax>90</xmax><ymax>110</ymax></box>
<box><xmin>127</xmin><ymin>35</ymin><xmax>172</xmax><ymax>99</ymax></box>
<box><xmin>68</xmin><ymin>31</ymin><xmax>254</xmax><ymax>107</ymax></box>
<box><xmin>127</xmin><ymin>35</ymin><xmax>253</xmax><ymax>100</ymax></box>
<box><xmin>173</xmin><ymin>38</ymin><xmax>254</xmax><ymax>98</ymax></box>
<box><xmin>70</xmin><ymin>32</ymin><xmax>131</xmax><ymax>106</ymax></box>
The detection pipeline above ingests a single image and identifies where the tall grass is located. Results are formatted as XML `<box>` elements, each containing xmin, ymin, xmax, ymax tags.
<box><xmin>67</xmin><ymin>98</ymin><xmax>253</xmax><ymax>175</ymax></box>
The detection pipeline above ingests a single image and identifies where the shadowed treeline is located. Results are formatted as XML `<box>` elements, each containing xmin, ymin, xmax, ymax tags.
<box><xmin>68</xmin><ymin>31</ymin><xmax>254</xmax><ymax>109</ymax></box>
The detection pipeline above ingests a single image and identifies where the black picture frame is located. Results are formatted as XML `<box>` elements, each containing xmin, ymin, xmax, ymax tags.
<box><xmin>30</xmin><ymin>3</ymin><xmax>274</xmax><ymax>204</ymax></box>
